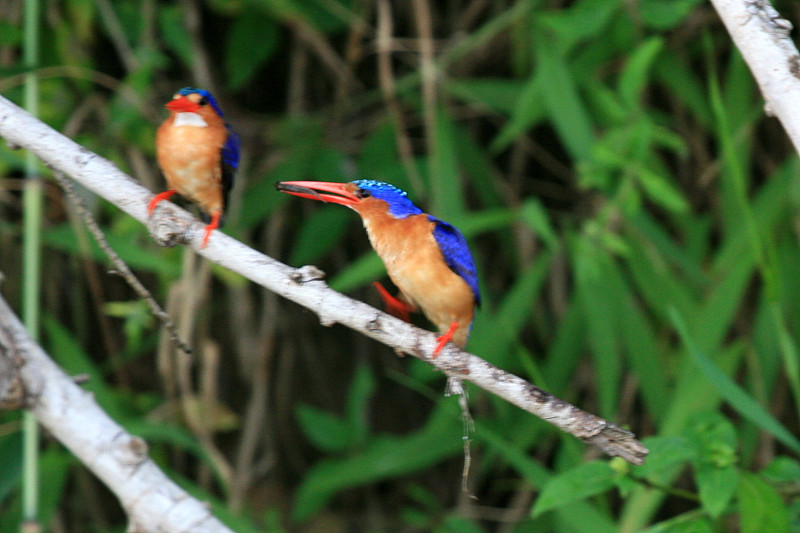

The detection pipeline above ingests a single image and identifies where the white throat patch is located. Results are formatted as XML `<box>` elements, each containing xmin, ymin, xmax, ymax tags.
<box><xmin>173</xmin><ymin>112</ymin><xmax>208</xmax><ymax>128</ymax></box>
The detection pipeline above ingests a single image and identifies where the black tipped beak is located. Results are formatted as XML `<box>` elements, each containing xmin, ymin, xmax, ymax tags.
<box><xmin>275</xmin><ymin>182</ymin><xmax>328</xmax><ymax>203</ymax></box>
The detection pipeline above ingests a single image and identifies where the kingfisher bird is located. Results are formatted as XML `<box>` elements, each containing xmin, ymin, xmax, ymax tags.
<box><xmin>149</xmin><ymin>87</ymin><xmax>239</xmax><ymax>248</ymax></box>
<box><xmin>276</xmin><ymin>180</ymin><xmax>480</xmax><ymax>357</ymax></box>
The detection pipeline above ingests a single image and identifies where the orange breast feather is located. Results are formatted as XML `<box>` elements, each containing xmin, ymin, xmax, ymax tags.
<box><xmin>358</xmin><ymin>204</ymin><xmax>475</xmax><ymax>347</ymax></box>
<box><xmin>155</xmin><ymin>108</ymin><xmax>228</xmax><ymax>215</ymax></box>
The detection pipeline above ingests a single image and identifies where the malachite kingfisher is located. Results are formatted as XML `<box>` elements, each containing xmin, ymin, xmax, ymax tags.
<box><xmin>149</xmin><ymin>87</ymin><xmax>240</xmax><ymax>248</ymax></box>
<box><xmin>276</xmin><ymin>180</ymin><xmax>481</xmax><ymax>357</ymax></box>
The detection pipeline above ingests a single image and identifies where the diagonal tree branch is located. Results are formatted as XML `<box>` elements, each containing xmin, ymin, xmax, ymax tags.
<box><xmin>0</xmin><ymin>293</ymin><xmax>235</xmax><ymax>533</ymax></box>
<box><xmin>0</xmin><ymin>94</ymin><xmax>648</xmax><ymax>466</ymax></box>
<box><xmin>711</xmin><ymin>0</ymin><xmax>800</xmax><ymax>152</ymax></box>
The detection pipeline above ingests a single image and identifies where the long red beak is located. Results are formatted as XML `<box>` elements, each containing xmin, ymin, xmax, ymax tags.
<box><xmin>165</xmin><ymin>95</ymin><xmax>200</xmax><ymax>112</ymax></box>
<box><xmin>275</xmin><ymin>181</ymin><xmax>359</xmax><ymax>206</ymax></box>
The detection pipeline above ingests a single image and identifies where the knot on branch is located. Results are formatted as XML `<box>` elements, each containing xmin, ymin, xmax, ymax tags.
<box><xmin>146</xmin><ymin>212</ymin><xmax>192</xmax><ymax>248</ymax></box>
<box><xmin>289</xmin><ymin>265</ymin><xmax>326</xmax><ymax>284</ymax></box>
<box><xmin>112</xmin><ymin>433</ymin><xmax>149</xmax><ymax>466</ymax></box>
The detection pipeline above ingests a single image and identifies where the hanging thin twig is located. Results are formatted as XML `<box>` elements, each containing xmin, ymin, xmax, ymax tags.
<box><xmin>51</xmin><ymin>169</ymin><xmax>193</xmax><ymax>355</ymax></box>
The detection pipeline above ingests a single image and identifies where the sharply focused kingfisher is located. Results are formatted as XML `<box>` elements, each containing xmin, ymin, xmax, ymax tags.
<box><xmin>276</xmin><ymin>180</ymin><xmax>481</xmax><ymax>357</ymax></box>
<box><xmin>149</xmin><ymin>87</ymin><xmax>240</xmax><ymax>248</ymax></box>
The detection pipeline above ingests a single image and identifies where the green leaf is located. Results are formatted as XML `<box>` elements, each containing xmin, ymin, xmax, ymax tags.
<box><xmin>639</xmin><ymin>0</ymin><xmax>704</xmax><ymax>29</ymax></box>
<box><xmin>475</xmin><ymin>420</ymin><xmax>554</xmax><ymax>487</ymax></box>
<box><xmin>0</xmin><ymin>22</ymin><xmax>23</xmax><ymax>45</ymax></box>
<box><xmin>468</xmin><ymin>251</ymin><xmax>551</xmax><ymax>362</ymax></box>
<box><xmin>444</xmin><ymin>79</ymin><xmax>526</xmax><ymax>116</ymax></box>
<box><xmin>635</xmin><ymin>166</ymin><xmax>690</xmax><ymax>213</ymax></box>
<box><xmin>289</xmin><ymin>206</ymin><xmax>351</xmax><ymax>265</ymax></box>
<box><xmin>254</xmin><ymin>0</ymin><xmax>350</xmax><ymax>33</ymax></box>
<box><xmin>226</xmin><ymin>13</ymin><xmax>278</xmax><ymax>91</ymax></box>
<box><xmin>738</xmin><ymin>471</ymin><xmax>790</xmax><ymax>533</ymax></box>
<box><xmin>37</xmin><ymin>449</ymin><xmax>74</xmax><ymax>529</ymax></box>
<box><xmin>43</xmin><ymin>315</ymin><xmax>125</xmax><ymax>419</ymax></box>
<box><xmin>295</xmin><ymin>403</ymin><xmax>353</xmax><ymax>453</ymax></box>
<box><xmin>329</xmin><ymin>252</ymin><xmax>384</xmax><ymax>293</ymax></box>
<box><xmin>534</xmin><ymin>31</ymin><xmax>595</xmax><ymax>162</ymax></box>
<box><xmin>537</xmin><ymin>0</ymin><xmax>621</xmax><ymax>53</ymax></box>
<box><xmin>618</xmin><ymin>37</ymin><xmax>664</xmax><ymax>108</ymax></box>
<box><xmin>653</xmin><ymin>54</ymin><xmax>712</xmax><ymax>126</ymax></box>
<box><xmin>159</xmin><ymin>6</ymin><xmax>194</xmax><ymax>65</ymax></box>
<box><xmin>670</xmin><ymin>308</ymin><xmax>800</xmax><ymax>454</ymax></box>
<box><xmin>760</xmin><ymin>456</ymin><xmax>800</xmax><ymax>484</ymax></box>
<box><xmin>489</xmin><ymin>71</ymin><xmax>545</xmax><ymax>152</ymax></box>
<box><xmin>292</xmin><ymin>401</ymin><xmax>463</xmax><ymax>522</ymax></box>
<box><xmin>684</xmin><ymin>413</ymin><xmax>738</xmax><ymax>518</ymax></box>
<box><xmin>0</xmin><ymin>432</ymin><xmax>22</xmax><ymax>504</ymax></box>
<box><xmin>359</xmin><ymin>120</ymin><xmax>410</xmax><ymax>190</ymax></box>
<box><xmin>632</xmin><ymin>436</ymin><xmax>694</xmax><ymax>479</ymax></box>
<box><xmin>520</xmin><ymin>198</ymin><xmax>558</xmax><ymax>248</ymax></box>
<box><xmin>574</xmin><ymin>243</ymin><xmax>622</xmax><ymax>417</ymax></box>
<box><xmin>695</xmin><ymin>462</ymin><xmax>737</xmax><ymax>518</ymax></box>
<box><xmin>345</xmin><ymin>364</ymin><xmax>376</xmax><ymax>447</ymax></box>
<box><xmin>639</xmin><ymin>516</ymin><xmax>715</xmax><ymax>533</ymax></box>
<box><xmin>532</xmin><ymin>461</ymin><xmax>617</xmax><ymax>516</ymax></box>
<box><xmin>430</xmin><ymin>106</ymin><xmax>465</xmax><ymax>220</ymax></box>
<box><xmin>43</xmin><ymin>223</ymin><xmax>181</xmax><ymax>277</ymax></box>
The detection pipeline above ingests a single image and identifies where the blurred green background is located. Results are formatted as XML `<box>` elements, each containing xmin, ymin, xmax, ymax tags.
<box><xmin>1</xmin><ymin>0</ymin><xmax>799</xmax><ymax>531</ymax></box>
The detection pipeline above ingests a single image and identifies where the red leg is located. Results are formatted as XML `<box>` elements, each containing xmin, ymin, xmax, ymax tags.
<box><xmin>372</xmin><ymin>282</ymin><xmax>414</xmax><ymax>323</ymax></box>
<box><xmin>148</xmin><ymin>190</ymin><xmax>176</xmax><ymax>215</ymax></box>
<box><xmin>201</xmin><ymin>211</ymin><xmax>221</xmax><ymax>248</ymax></box>
<box><xmin>433</xmin><ymin>320</ymin><xmax>459</xmax><ymax>358</ymax></box>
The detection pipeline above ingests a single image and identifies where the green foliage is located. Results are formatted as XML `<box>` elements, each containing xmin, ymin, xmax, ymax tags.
<box><xmin>0</xmin><ymin>0</ymin><xmax>798</xmax><ymax>531</ymax></box>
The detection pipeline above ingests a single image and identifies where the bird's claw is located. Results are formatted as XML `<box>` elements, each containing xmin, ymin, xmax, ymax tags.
<box><xmin>432</xmin><ymin>320</ymin><xmax>459</xmax><ymax>359</ymax></box>
<box><xmin>148</xmin><ymin>190</ymin><xmax>177</xmax><ymax>216</ymax></box>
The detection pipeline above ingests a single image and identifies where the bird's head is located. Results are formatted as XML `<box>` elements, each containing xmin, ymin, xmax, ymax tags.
<box><xmin>275</xmin><ymin>180</ymin><xmax>423</xmax><ymax>219</ymax></box>
<box><xmin>165</xmin><ymin>87</ymin><xmax>225</xmax><ymax>119</ymax></box>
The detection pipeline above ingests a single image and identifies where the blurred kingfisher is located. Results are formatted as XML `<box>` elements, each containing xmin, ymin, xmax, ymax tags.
<box><xmin>149</xmin><ymin>87</ymin><xmax>239</xmax><ymax>248</ymax></box>
<box><xmin>276</xmin><ymin>180</ymin><xmax>480</xmax><ymax>357</ymax></box>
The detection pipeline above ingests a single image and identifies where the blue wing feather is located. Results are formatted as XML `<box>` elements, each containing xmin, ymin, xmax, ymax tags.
<box><xmin>176</xmin><ymin>87</ymin><xmax>240</xmax><ymax>224</ymax></box>
<box><xmin>430</xmin><ymin>217</ymin><xmax>481</xmax><ymax>307</ymax></box>
<box><xmin>218</xmin><ymin>126</ymin><xmax>239</xmax><ymax>220</ymax></box>
<box><xmin>351</xmin><ymin>180</ymin><xmax>480</xmax><ymax>307</ymax></box>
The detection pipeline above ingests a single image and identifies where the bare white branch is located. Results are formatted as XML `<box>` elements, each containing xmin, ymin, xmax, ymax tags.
<box><xmin>0</xmin><ymin>295</ymin><xmax>234</xmax><ymax>533</ymax></box>
<box><xmin>711</xmin><ymin>0</ymin><xmax>800</xmax><ymax>152</ymax></box>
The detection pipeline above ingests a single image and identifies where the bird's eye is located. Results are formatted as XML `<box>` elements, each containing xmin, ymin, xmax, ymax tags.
<box><xmin>199</xmin><ymin>96</ymin><xmax>209</xmax><ymax>106</ymax></box>
<box><xmin>355</xmin><ymin>188</ymin><xmax>371</xmax><ymax>199</ymax></box>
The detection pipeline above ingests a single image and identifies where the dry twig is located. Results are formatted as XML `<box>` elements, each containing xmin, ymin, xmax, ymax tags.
<box><xmin>51</xmin><ymin>170</ymin><xmax>193</xmax><ymax>355</ymax></box>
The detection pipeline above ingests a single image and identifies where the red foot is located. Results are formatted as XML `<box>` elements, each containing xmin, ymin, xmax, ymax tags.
<box><xmin>373</xmin><ymin>282</ymin><xmax>414</xmax><ymax>322</ymax></box>
<box><xmin>433</xmin><ymin>320</ymin><xmax>459</xmax><ymax>358</ymax></box>
<box><xmin>201</xmin><ymin>211</ymin><xmax>221</xmax><ymax>248</ymax></box>
<box><xmin>148</xmin><ymin>190</ymin><xmax>177</xmax><ymax>215</ymax></box>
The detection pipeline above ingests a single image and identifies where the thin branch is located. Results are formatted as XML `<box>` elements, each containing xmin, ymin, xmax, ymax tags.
<box><xmin>0</xmin><ymin>94</ymin><xmax>649</xmax><ymax>465</ymax></box>
<box><xmin>51</xmin><ymin>170</ymin><xmax>193</xmax><ymax>355</ymax></box>
<box><xmin>0</xmin><ymin>294</ymin><xmax>234</xmax><ymax>533</ymax></box>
